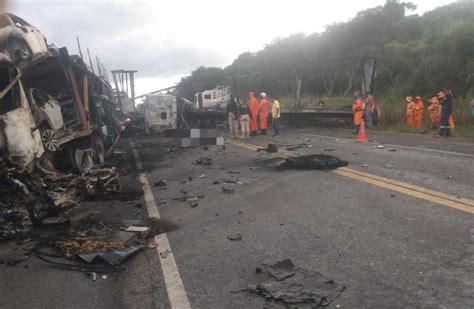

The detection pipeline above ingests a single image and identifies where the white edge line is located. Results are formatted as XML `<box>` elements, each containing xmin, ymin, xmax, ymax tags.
<box><xmin>131</xmin><ymin>142</ymin><xmax>191</xmax><ymax>309</ymax></box>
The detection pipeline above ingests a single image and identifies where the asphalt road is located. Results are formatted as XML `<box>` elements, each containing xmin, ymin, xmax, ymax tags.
<box><xmin>136</xmin><ymin>127</ymin><xmax>473</xmax><ymax>308</ymax></box>
<box><xmin>1</xmin><ymin>127</ymin><xmax>473</xmax><ymax>308</ymax></box>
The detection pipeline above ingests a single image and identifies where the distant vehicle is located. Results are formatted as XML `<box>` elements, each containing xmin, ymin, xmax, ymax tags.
<box><xmin>0</xmin><ymin>53</ymin><xmax>44</xmax><ymax>170</ymax></box>
<box><xmin>194</xmin><ymin>85</ymin><xmax>231</xmax><ymax>109</ymax></box>
<box><xmin>0</xmin><ymin>13</ymin><xmax>50</xmax><ymax>68</ymax></box>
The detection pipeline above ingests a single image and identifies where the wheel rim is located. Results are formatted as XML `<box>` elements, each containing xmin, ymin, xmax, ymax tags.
<box><xmin>41</xmin><ymin>129</ymin><xmax>59</xmax><ymax>152</ymax></box>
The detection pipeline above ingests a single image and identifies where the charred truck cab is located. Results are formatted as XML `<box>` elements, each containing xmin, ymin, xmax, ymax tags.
<box><xmin>21</xmin><ymin>47</ymin><xmax>119</xmax><ymax>172</ymax></box>
<box><xmin>0</xmin><ymin>53</ymin><xmax>43</xmax><ymax>170</ymax></box>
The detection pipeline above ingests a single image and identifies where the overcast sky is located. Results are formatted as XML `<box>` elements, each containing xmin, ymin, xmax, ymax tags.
<box><xmin>10</xmin><ymin>0</ymin><xmax>454</xmax><ymax>96</ymax></box>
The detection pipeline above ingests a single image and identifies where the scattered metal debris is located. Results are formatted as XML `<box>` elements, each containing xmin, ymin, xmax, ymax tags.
<box><xmin>195</xmin><ymin>157</ymin><xmax>212</xmax><ymax>165</ymax></box>
<box><xmin>265</xmin><ymin>143</ymin><xmax>279</xmax><ymax>153</ymax></box>
<box><xmin>249</xmin><ymin>259</ymin><xmax>345</xmax><ymax>307</ymax></box>
<box><xmin>78</xmin><ymin>245</ymin><xmax>142</xmax><ymax>266</ymax></box>
<box><xmin>286</xmin><ymin>143</ymin><xmax>313</xmax><ymax>151</ymax></box>
<box><xmin>227</xmin><ymin>234</ymin><xmax>242</xmax><ymax>241</ymax></box>
<box><xmin>153</xmin><ymin>180</ymin><xmax>168</xmax><ymax>187</ymax></box>
<box><xmin>222</xmin><ymin>186</ymin><xmax>235</xmax><ymax>194</ymax></box>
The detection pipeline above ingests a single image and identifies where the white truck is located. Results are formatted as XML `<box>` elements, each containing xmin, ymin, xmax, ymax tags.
<box><xmin>194</xmin><ymin>85</ymin><xmax>231</xmax><ymax>109</ymax></box>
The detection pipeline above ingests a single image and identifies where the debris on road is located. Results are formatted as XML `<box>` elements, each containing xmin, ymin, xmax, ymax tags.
<box><xmin>222</xmin><ymin>186</ymin><xmax>235</xmax><ymax>194</ymax></box>
<box><xmin>265</xmin><ymin>143</ymin><xmax>279</xmax><ymax>153</ymax></box>
<box><xmin>195</xmin><ymin>157</ymin><xmax>212</xmax><ymax>165</ymax></box>
<box><xmin>249</xmin><ymin>259</ymin><xmax>345</xmax><ymax>307</ymax></box>
<box><xmin>55</xmin><ymin>237</ymin><xmax>128</xmax><ymax>259</ymax></box>
<box><xmin>125</xmin><ymin>226</ymin><xmax>150</xmax><ymax>233</ymax></box>
<box><xmin>279</xmin><ymin>155</ymin><xmax>348</xmax><ymax>171</ymax></box>
<box><xmin>227</xmin><ymin>234</ymin><xmax>242</xmax><ymax>241</ymax></box>
<box><xmin>323</xmin><ymin>148</ymin><xmax>335</xmax><ymax>152</ymax></box>
<box><xmin>198</xmin><ymin>174</ymin><xmax>206</xmax><ymax>178</ymax></box>
<box><xmin>286</xmin><ymin>143</ymin><xmax>313</xmax><ymax>151</ymax></box>
<box><xmin>147</xmin><ymin>239</ymin><xmax>159</xmax><ymax>249</ymax></box>
<box><xmin>153</xmin><ymin>180</ymin><xmax>168</xmax><ymax>187</ymax></box>
<box><xmin>375</xmin><ymin>145</ymin><xmax>385</xmax><ymax>149</ymax></box>
<box><xmin>78</xmin><ymin>245</ymin><xmax>143</xmax><ymax>266</ymax></box>
<box><xmin>160</xmin><ymin>249</ymin><xmax>171</xmax><ymax>258</ymax></box>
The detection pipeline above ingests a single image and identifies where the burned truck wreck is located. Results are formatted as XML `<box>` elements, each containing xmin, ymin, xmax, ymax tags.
<box><xmin>21</xmin><ymin>47</ymin><xmax>120</xmax><ymax>172</ymax></box>
<box><xmin>0</xmin><ymin>13</ymin><xmax>121</xmax><ymax>239</ymax></box>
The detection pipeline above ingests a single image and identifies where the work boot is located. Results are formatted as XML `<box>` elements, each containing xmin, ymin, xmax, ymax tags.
<box><xmin>445</xmin><ymin>128</ymin><xmax>451</xmax><ymax>137</ymax></box>
<box><xmin>438</xmin><ymin>128</ymin><xmax>446</xmax><ymax>137</ymax></box>
<box><xmin>261</xmin><ymin>129</ymin><xmax>267</xmax><ymax>135</ymax></box>
<box><xmin>352</xmin><ymin>126</ymin><xmax>359</xmax><ymax>134</ymax></box>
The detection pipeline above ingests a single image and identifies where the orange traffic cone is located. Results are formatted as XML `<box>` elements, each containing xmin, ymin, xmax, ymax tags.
<box><xmin>355</xmin><ymin>121</ymin><xmax>368</xmax><ymax>142</ymax></box>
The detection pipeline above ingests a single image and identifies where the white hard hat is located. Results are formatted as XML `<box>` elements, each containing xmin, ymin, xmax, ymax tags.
<box><xmin>260</xmin><ymin>92</ymin><xmax>267</xmax><ymax>98</ymax></box>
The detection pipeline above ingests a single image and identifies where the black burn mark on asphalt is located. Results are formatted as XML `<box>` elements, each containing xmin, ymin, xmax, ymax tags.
<box><xmin>278</xmin><ymin>154</ymin><xmax>348</xmax><ymax>171</ymax></box>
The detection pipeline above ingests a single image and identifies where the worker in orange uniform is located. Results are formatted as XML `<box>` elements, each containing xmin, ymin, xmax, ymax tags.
<box><xmin>258</xmin><ymin>92</ymin><xmax>269</xmax><ymax>135</ymax></box>
<box><xmin>427</xmin><ymin>96</ymin><xmax>441</xmax><ymax>129</ymax></box>
<box><xmin>248</xmin><ymin>92</ymin><xmax>259</xmax><ymax>136</ymax></box>
<box><xmin>414</xmin><ymin>96</ymin><xmax>425</xmax><ymax>128</ymax></box>
<box><xmin>405</xmin><ymin>96</ymin><xmax>416</xmax><ymax>128</ymax></box>
<box><xmin>352</xmin><ymin>91</ymin><xmax>364</xmax><ymax>134</ymax></box>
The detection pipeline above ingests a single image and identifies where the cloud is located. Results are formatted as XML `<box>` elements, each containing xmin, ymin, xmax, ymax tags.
<box><xmin>9</xmin><ymin>0</ymin><xmax>455</xmax><ymax>83</ymax></box>
<box><xmin>9</xmin><ymin>0</ymin><xmax>231</xmax><ymax>78</ymax></box>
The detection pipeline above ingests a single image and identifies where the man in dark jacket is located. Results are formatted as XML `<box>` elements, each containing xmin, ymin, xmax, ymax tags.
<box><xmin>438</xmin><ymin>87</ymin><xmax>454</xmax><ymax>137</ymax></box>
<box><xmin>227</xmin><ymin>94</ymin><xmax>239</xmax><ymax>139</ymax></box>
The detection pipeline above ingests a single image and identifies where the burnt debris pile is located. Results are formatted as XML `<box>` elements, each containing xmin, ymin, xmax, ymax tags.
<box><xmin>0</xmin><ymin>13</ymin><xmax>126</xmax><ymax>241</ymax></box>
<box><xmin>279</xmin><ymin>154</ymin><xmax>348</xmax><ymax>171</ymax></box>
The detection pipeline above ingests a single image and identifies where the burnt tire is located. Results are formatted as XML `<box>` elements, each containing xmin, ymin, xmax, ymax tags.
<box><xmin>74</xmin><ymin>149</ymin><xmax>94</xmax><ymax>174</ymax></box>
<box><xmin>91</xmin><ymin>134</ymin><xmax>106</xmax><ymax>164</ymax></box>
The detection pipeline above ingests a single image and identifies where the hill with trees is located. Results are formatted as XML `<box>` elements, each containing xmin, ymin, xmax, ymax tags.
<box><xmin>176</xmin><ymin>0</ymin><xmax>474</xmax><ymax>126</ymax></box>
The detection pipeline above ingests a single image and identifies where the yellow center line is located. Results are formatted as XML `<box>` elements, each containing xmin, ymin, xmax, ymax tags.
<box><xmin>228</xmin><ymin>139</ymin><xmax>474</xmax><ymax>214</ymax></box>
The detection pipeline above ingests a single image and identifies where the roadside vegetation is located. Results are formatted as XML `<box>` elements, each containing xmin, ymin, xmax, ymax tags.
<box><xmin>175</xmin><ymin>0</ymin><xmax>474</xmax><ymax>133</ymax></box>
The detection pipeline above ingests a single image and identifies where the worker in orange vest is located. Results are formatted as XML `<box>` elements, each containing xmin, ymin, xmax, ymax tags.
<box><xmin>405</xmin><ymin>96</ymin><xmax>416</xmax><ymax>128</ymax></box>
<box><xmin>248</xmin><ymin>92</ymin><xmax>259</xmax><ymax>136</ymax></box>
<box><xmin>427</xmin><ymin>96</ymin><xmax>441</xmax><ymax>128</ymax></box>
<box><xmin>258</xmin><ymin>92</ymin><xmax>269</xmax><ymax>135</ymax></box>
<box><xmin>352</xmin><ymin>91</ymin><xmax>364</xmax><ymax>134</ymax></box>
<box><xmin>414</xmin><ymin>96</ymin><xmax>425</xmax><ymax>128</ymax></box>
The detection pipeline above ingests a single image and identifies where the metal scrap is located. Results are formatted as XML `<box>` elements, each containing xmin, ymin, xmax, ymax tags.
<box><xmin>249</xmin><ymin>259</ymin><xmax>345</xmax><ymax>307</ymax></box>
<box><xmin>195</xmin><ymin>157</ymin><xmax>212</xmax><ymax>165</ymax></box>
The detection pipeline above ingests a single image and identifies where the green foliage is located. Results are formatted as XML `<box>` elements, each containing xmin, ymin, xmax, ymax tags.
<box><xmin>176</xmin><ymin>66</ymin><xmax>228</xmax><ymax>101</ymax></box>
<box><xmin>176</xmin><ymin>0</ymin><xmax>474</xmax><ymax>126</ymax></box>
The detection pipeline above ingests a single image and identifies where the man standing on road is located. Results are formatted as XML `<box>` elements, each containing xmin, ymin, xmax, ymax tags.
<box><xmin>227</xmin><ymin>94</ymin><xmax>239</xmax><ymax>139</ymax></box>
<box><xmin>270</xmin><ymin>96</ymin><xmax>281</xmax><ymax>136</ymax></box>
<box><xmin>249</xmin><ymin>92</ymin><xmax>259</xmax><ymax>136</ymax></box>
<box><xmin>405</xmin><ymin>96</ymin><xmax>416</xmax><ymax>128</ymax></box>
<box><xmin>427</xmin><ymin>96</ymin><xmax>441</xmax><ymax>129</ymax></box>
<box><xmin>414</xmin><ymin>96</ymin><xmax>425</xmax><ymax>128</ymax></box>
<box><xmin>239</xmin><ymin>99</ymin><xmax>250</xmax><ymax>139</ymax></box>
<box><xmin>259</xmin><ymin>92</ymin><xmax>269</xmax><ymax>135</ymax></box>
<box><xmin>438</xmin><ymin>88</ymin><xmax>454</xmax><ymax>137</ymax></box>
<box><xmin>352</xmin><ymin>91</ymin><xmax>364</xmax><ymax>134</ymax></box>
